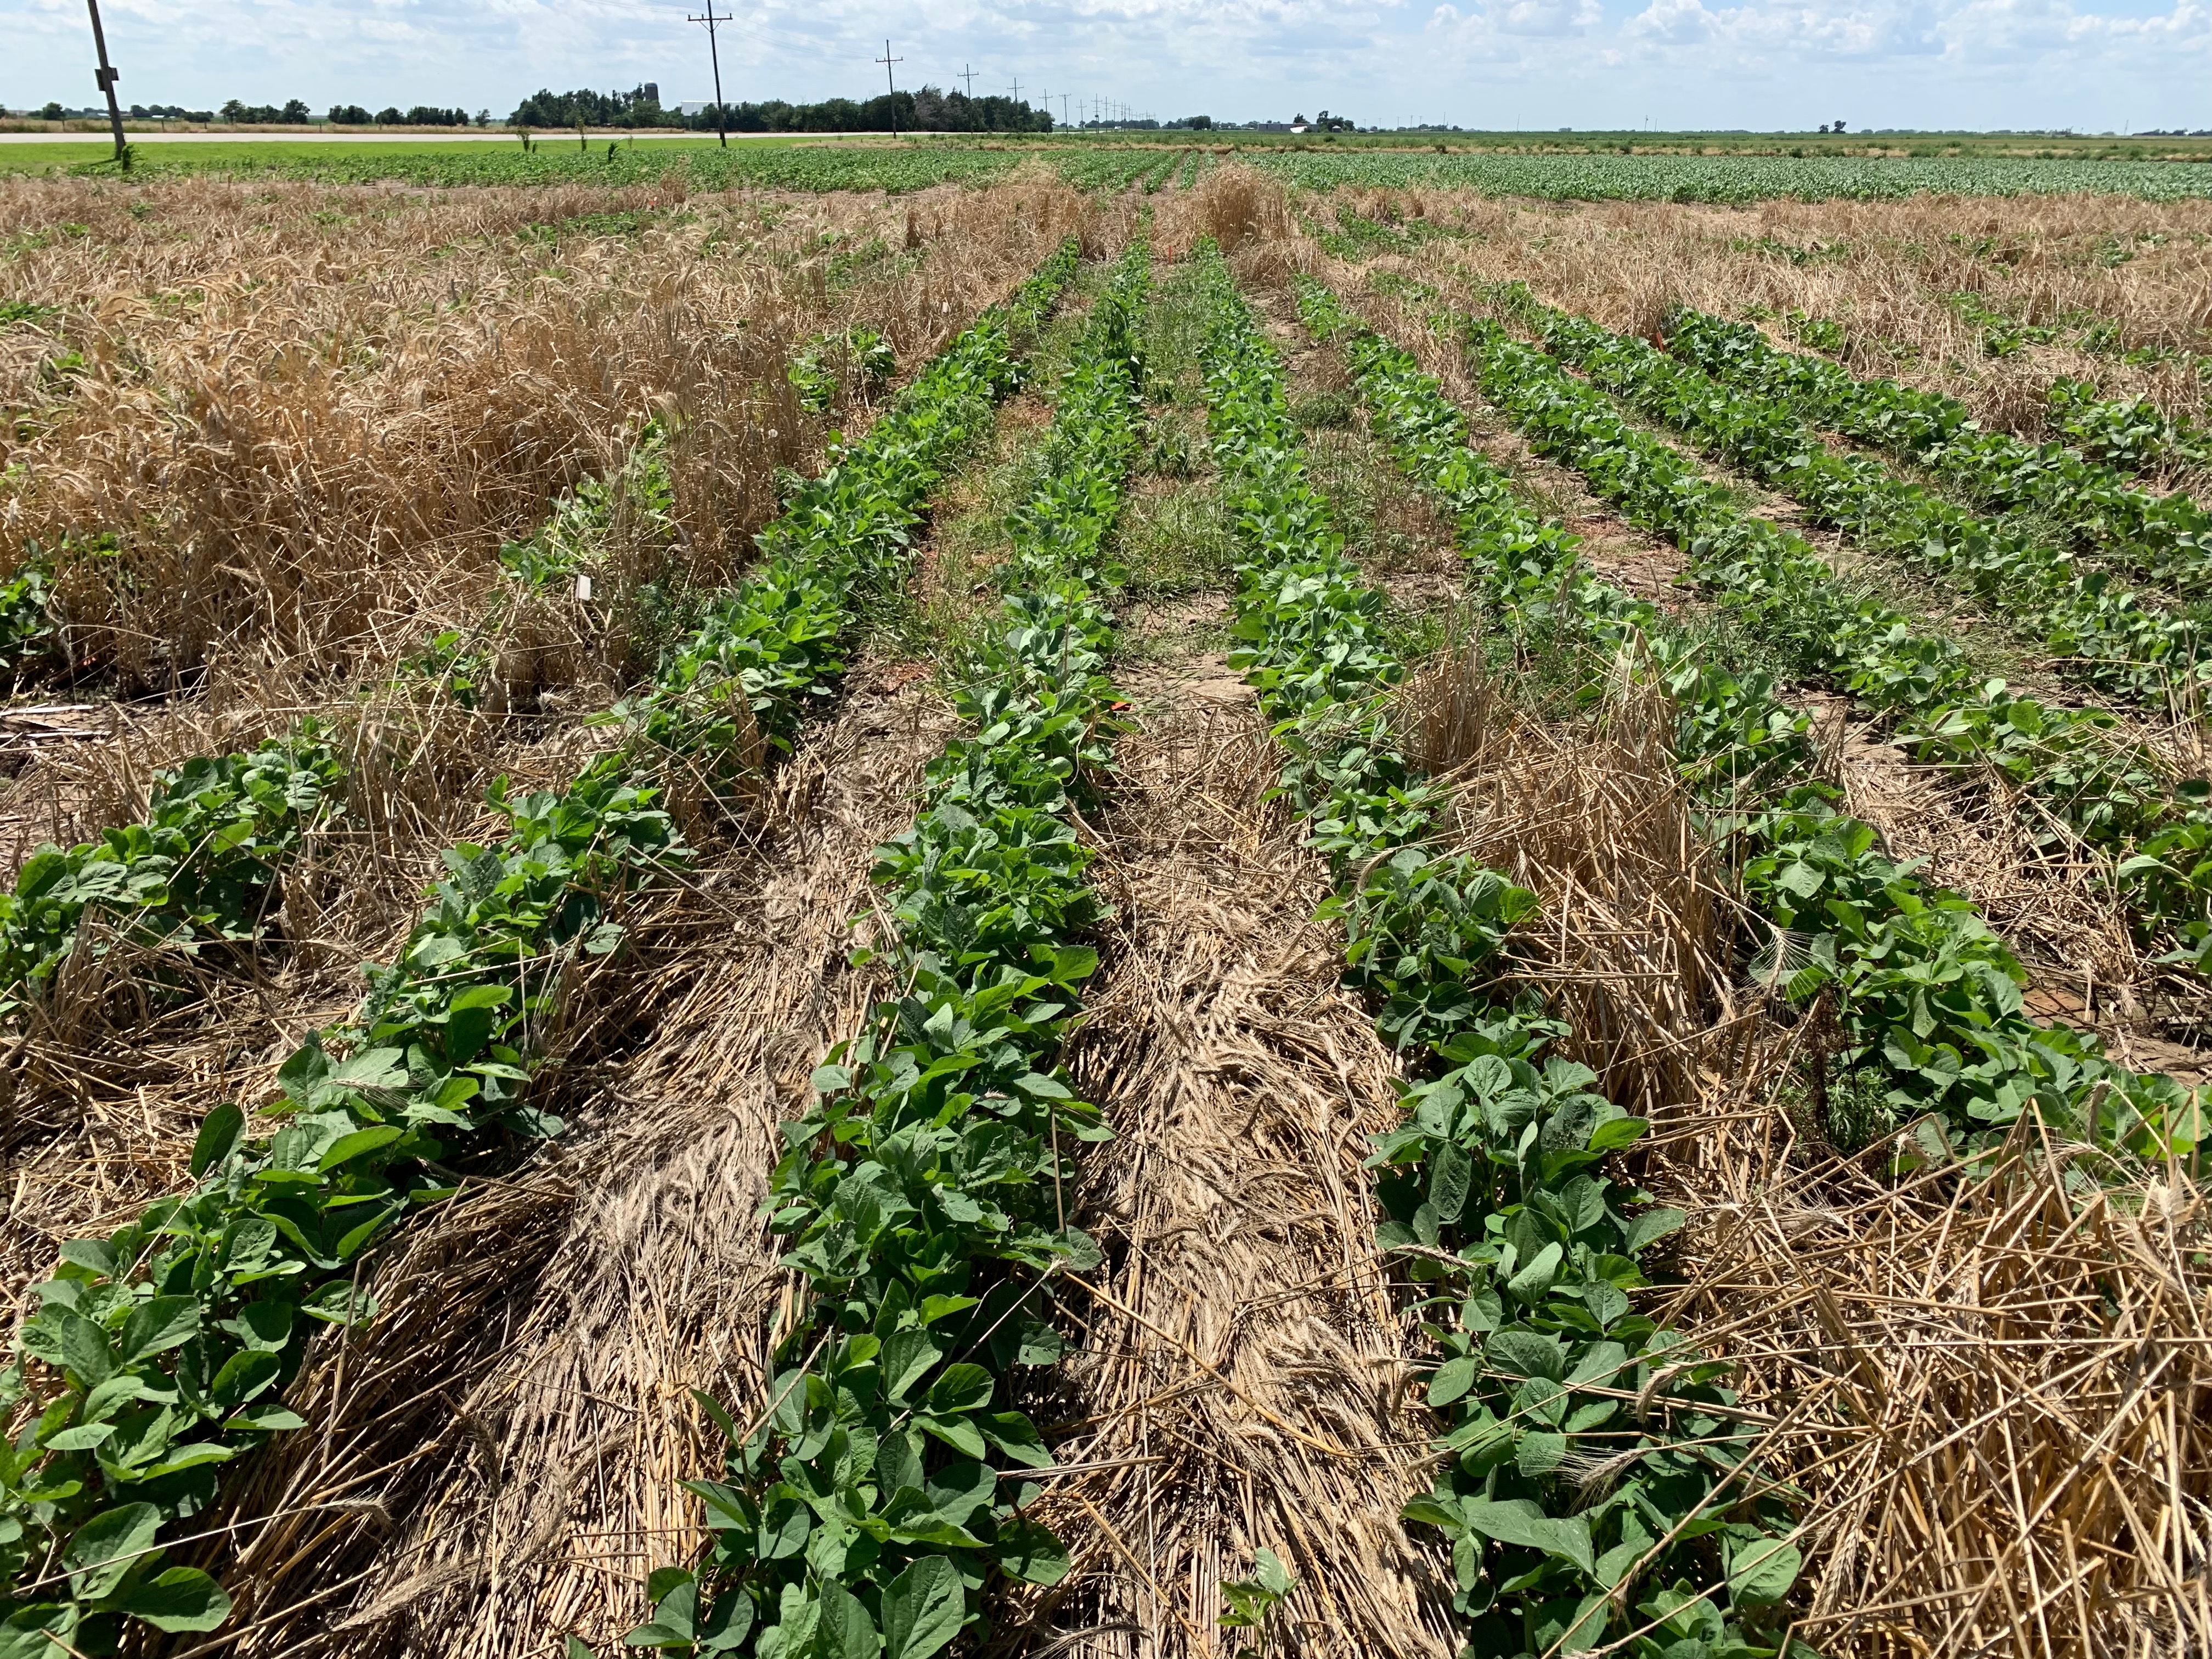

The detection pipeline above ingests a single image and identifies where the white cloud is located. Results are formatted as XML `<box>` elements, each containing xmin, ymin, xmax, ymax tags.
<box><xmin>1495</xmin><ymin>0</ymin><xmax>1604</xmax><ymax>36</ymax></box>
<box><xmin>1617</xmin><ymin>0</ymin><xmax>2204</xmax><ymax>67</ymax></box>
<box><xmin>1</xmin><ymin>0</ymin><xmax>2203</xmax><ymax>132</ymax></box>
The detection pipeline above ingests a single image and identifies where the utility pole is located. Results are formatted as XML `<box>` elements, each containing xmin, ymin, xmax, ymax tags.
<box><xmin>83</xmin><ymin>0</ymin><xmax>126</xmax><ymax>164</ymax></box>
<box><xmin>687</xmin><ymin>0</ymin><xmax>730</xmax><ymax>147</ymax></box>
<box><xmin>1059</xmin><ymin>93</ymin><xmax>1070</xmax><ymax>127</ymax></box>
<box><xmin>1009</xmin><ymin>75</ymin><xmax>1022</xmax><ymax>105</ymax></box>
<box><xmin>876</xmin><ymin>40</ymin><xmax>904</xmax><ymax>134</ymax></box>
<box><xmin>958</xmin><ymin>64</ymin><xmax>977</xmax><ymax>98</ymax></box>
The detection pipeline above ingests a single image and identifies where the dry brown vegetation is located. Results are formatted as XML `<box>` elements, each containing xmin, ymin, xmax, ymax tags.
<box><xmin>1662</xmin><ymin>1121</ymin><xmax>2212</xmax><ymax>1659</ymax></box>
<box><xmin>0</xmin><ymin>173</ymin><xmax>1082</xmax><ymax>692</ymax></box>
<box><xmin>1324</xmin><ymin>187</ymin><xmax>2212</xmax><ymax>467</ymax></box>
<box><xmin>4</xmin><ymin>161</ymin><xmax>2208</xmax><ymax>1659</ymax></box>
<box><xmin>0</xmin><ymin>173</ymin><xmax>1091</xmax><ymax>1318</ymax></box>
<box><xmin>173</xmin><ymin>663</ymin><xmax>958</xmax><ymax>1657</ymax></box>
<box><xmin>1303</xmin><ymin>219</ymin><xmax>2212</xmax><ymax>1075</ymax></box>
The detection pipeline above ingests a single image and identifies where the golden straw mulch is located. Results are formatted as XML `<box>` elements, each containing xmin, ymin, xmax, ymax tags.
<box><xmin>0</xmin><ymin>174</ymin><xmax>1088</xmax><ymax>691</ymax></box>
<box><xmin>1306</xmin><ymin>187</ymin><xmax>2212</xmax><ymax>464</ymax></box>
<box><xmin>0</xmin><ymin>187</ymin><xmax>1090</xmax><ymax>1305</ymax></box>
<box><xmin>1657</xmin><ymin>1123</ymin><xmax>2212</xmax><ymax>1659</ymax></box>
<box><xmin>1012</xmin><ymin>707</ymin><xmax>1457</xmax><ymax>1659</ymax></box>
<box><xmin>178</xmin><ymin>667</ymin><xmax>958</xmax><ymax>1657</ymax></box>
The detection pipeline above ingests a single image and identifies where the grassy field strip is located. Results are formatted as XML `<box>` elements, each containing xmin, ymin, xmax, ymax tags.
<box><xmin>1254</xmin><ymin>150</ymin><xmax>2212</xmax><ymax>202</ymax></box>
<box><xmin>10</xmin><ymin>143</ymin><xmax>1031</xmax><ymax>193</ymax></box>
<box><xmin>1304</xmin><ymin>279</ymin><xmax>2200</xmax><ymax>1163</ymax></box>
<box><xmin>13</xmin><ymin>142</ymin><xmax>2212</xmax><ymax>202</ymax></box>
<box><xmin>0</xmin><ymin>422</ymin><xmax>668</xmax><ymax>1034</ymax></box>
<box><xmin>1379</xmin><ymin>275</ymin><xmax>2212</xmax><ymax>980</ymax></box>
<box><xmin>627</xmin><ymin>242</ymin><xmax>1149</xmax><ymax>1659</ymax></box>
<box><xmin>1664</xmin><ymin>308</ymin><xmax>2212</xmax><ymax>590</ymax></box>
<box><xmin>1182</xmin><ymin>245</ymin><xmax>1809</xmax><ymax>1656</ymax></box>
<box><xmin>1525</xmin><ymin>297</ymin><xmax>2209</xmax><ymax>709</ymax></box>
<box><xmin>0</xmin><ymin>242</ymin><xmax>1077</xmax><ymax>1656</ymax></box>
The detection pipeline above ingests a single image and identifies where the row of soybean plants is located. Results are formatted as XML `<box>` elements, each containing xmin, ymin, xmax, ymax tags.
<box><xmin>1392</xmin><ymin>273</ymin><xmax>2212</xmax><ymax>980</ymax></box>
<box><xmin>0</xmin><ymin>417</ymin><xmax>676</xmax><ymax>1031</ymax></box>
<box><xmin>1299</xmin><ymin>278</ymin><xmax>2196</xmax><ymax>1164</ymax></box>
<box><xmin>622</xmin><ymin>241</ymin><xmax>1152</xmax><ymax>1659</ymax></box>
<box><xmin>1527</xmin><ymin>298</ymin><xmax>2204</xmax><ymax>710</ymax></box>
<box><xmin>0</xmin><ymin>243</ymin><xmax>1079</xmax><ymax>1657</ymax></box>
<box><xmin>1662</xmin><ymin>306</ymin><xmax>2212</xmax><ymax>591</ymax></box>
<box><xmin>2044</xmin><ymin>375</ymin><xmax>2212</xmax><ymax>479</ymax></box>
<box><xmin>1801</xmin><ymin>294</ymin><xmax>2212</xmax><ymax>475</ymax></box>
<box><xmin>1189</xmin><ymin>244</ymin><xmax>1810</xmax><ymax>1659</ymax></box>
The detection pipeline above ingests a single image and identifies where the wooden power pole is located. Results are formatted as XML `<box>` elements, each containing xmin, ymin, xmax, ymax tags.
<box><xmin>876</xmin><ymin>41</ymin><xmax>904</xmax><ymax>134</ymax></box>
<box><xmin>84</xmin><ymin>0</ymin><xmax>126</xmax><ymax>164</ymax></box>
<box><xmin>687</xmin><ymin>0</ymin><xmax>731</xmax><ymax>147</ymax></box>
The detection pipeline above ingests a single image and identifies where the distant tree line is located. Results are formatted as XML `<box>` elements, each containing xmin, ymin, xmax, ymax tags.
<box><xmin>20</xmin><ymin>99</ymin><xmax>486</xmax><ymax>126</ymax></box>
<box><xmin>220</xmin><ymin>99</ymin><xmax>311</xmax><ymax>124</ymax></box>
<box><xmin>508</xmin><ymin>84</ymin><xmax>1052</xmax><ymax>133</ymax></box>
<box><xmin>327</xmin><ymin>105</ymin><xmax>487</xmax><ymax>127</ymax></box>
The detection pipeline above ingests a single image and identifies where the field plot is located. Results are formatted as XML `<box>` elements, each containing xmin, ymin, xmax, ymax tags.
<box><xmin>1</xmin><ymin>156</ymin><xmax>2209</xmax><ymax>1659</ymax></box>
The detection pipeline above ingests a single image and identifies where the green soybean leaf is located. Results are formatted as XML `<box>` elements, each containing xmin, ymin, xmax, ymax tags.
<box><xmin>1728</xmin><ymin>1536</ymin><xmax>1804</xmax><ymax>1605</ymax></box>
<box><xmin>1623</xmin><ymin>1206</ymin><xmax>1687</xmax><ymax>1256</ymax></box>
<box><xmin>816</xmin><ymin>1580</ymin><xmax>876</xmax><ymax>1659</ymax></box>
<box><xmin>188</xmin><ymin>1103</ymin><xmax>247</xmax><ymax>1177</ymax></box>
<box><xmin>41</xmin><ymin>1423</ymin><xmax>116</xmax><ymax>1453</ymax></box>
<box><xmin>995</xmin><ymin>1515</ymin><xmax>1073</xmax><ymax>1585</ymax></box>
<box><xmin>119</xmin><ymin>1296</ymin><xmax>201</xmax><ymax>1363</ymax></box>
<box><xmin>1585</xmin><ymin>1115</ymin><xmax>1649</xmax><ymax>1154</ymax></box>
<box><xmin>1553</xmin><ymin>1591</ymin><xmax>1611</xmax><ymax>1655</ymax></box>
<box><xmin>117</xmin><ymin>1567</ymin><xmax>233</xmax><ymax>1634</ymax></box>
<box><xmin>927</xmin><ymin>1362</ymin><xmax>994</xmax><ymax>1415</ymax></box>
<box><xmin>881</xmin><ymin>1328</ymin><xmax>943</xmax><ymax>1404</ymax></box>
<box><xmin>1485</xmin><ymin>1328</ymin><xmax>1564</xmax><ymax>1383</ymax></box>
<box><xmin>317</xmin><ymin>1126</ymin><xmax>403</xmax><ymax>1172</ymax></box>
<box><xmin>882</xmin><ymin>1555</ymin><xmax>964</xmax><ymax>1659</ymax></box>
<box><xmin>63</xmin><ymin>1502</ymin><xmax>161</xmax><ymax>1600</ymax></box>
<box><xmin>55</xmin><ymin>1308</ymin><xmax>115</xmax><ymax>1387</ymax></box>
<box><xmin>1427</xmin><ymin>1356</ymin><xmax>1479</xmax><ymax>1409</ymax></box>
<box><xmin>1427</xmin><ymin>1140</ymin><xmax>1472</xmax><ymax>1227</ymax></box>
<box><xmin>209</xmin><ymin>1347</ymin><xmax>281</xmax><ymax>1408</ymax></box>
<box><xmin>681</xmin><ymin>1479</ymin><xmax>752</xmax><ymax>1531</ymax></box>
<box><xmin>1459</xmin><ymin>1497</ymin><xmax>1595</xmax><ymax>1576</ymax></box>
<box><xmin>0</xmin><ymin>1607</ymin><xmax>78</xmax><ymax>1659</ymax></box>
<box><xmin>1506</xmin><ymin>1241</ymin><xmax>1564</xmax><ymax>1302</ymax></box>
<box><xmin>625</xmin><ymin>1572</ymin><xmax>697</xmax><ymax>1647</ymax></box>
<box><xmin>917</xmin><ymin>1412</ymin><xmax>989</xmax><ymax>1460</ymax></box>
<box><xmin>1401</xmin><ymin>1494</ymin><xmax>1464</xmax><ymax>1533</ymax></box>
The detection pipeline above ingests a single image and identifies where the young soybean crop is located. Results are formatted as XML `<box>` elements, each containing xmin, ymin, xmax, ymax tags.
<box><xmin>0</xmin><ymin>162</ymin><xmax>2206</xmax><ymax>1659</ymax></box>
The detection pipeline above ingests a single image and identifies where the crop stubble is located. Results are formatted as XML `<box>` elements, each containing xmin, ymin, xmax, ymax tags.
<box><xmin>4</xmin><ymin>161</ymin><xmax>2210</xmax><ymax>1659</ymax></box>
<box><xmin>0</xmin><ymin>178</ymin><xmax>1087</xmax><ymax>1321</ymax></box>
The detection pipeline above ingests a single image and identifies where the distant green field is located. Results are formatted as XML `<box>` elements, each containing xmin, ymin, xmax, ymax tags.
<box><xmin>0</xmin><ymin>131</ymin><xmax>1004</xmax><ymax>190</ymax></box>
<box><xmin>1253</xmin><ymin>148</ymin><xmax>2212</xmax><ymax>202</ymax></box>
<box><xmin>6</xmin><ymin>133</ymin><xmax>2212</xmax><ymax>202</ymax></box>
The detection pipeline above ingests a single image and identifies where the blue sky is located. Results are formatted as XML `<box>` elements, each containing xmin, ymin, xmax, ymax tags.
<box><xmin>5</xmin><ymin>0</ymin><xmax>2206</xmax><ymax>133</ymax></box>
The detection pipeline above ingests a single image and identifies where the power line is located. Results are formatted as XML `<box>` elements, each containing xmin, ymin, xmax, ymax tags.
<box><xmin>686</xmin><ymin>0</ymin><xmax>731</xmax><ymax>147</ymax></box>
<box><xmin>958</xmin><ymin>63</ymin><xmax>977</xmax><ymax>97</ymax></box>
<box><xmin>1008</xmin><ymin>75</ymin><xmax>1022</xmax><ymax>104</ymax></box>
